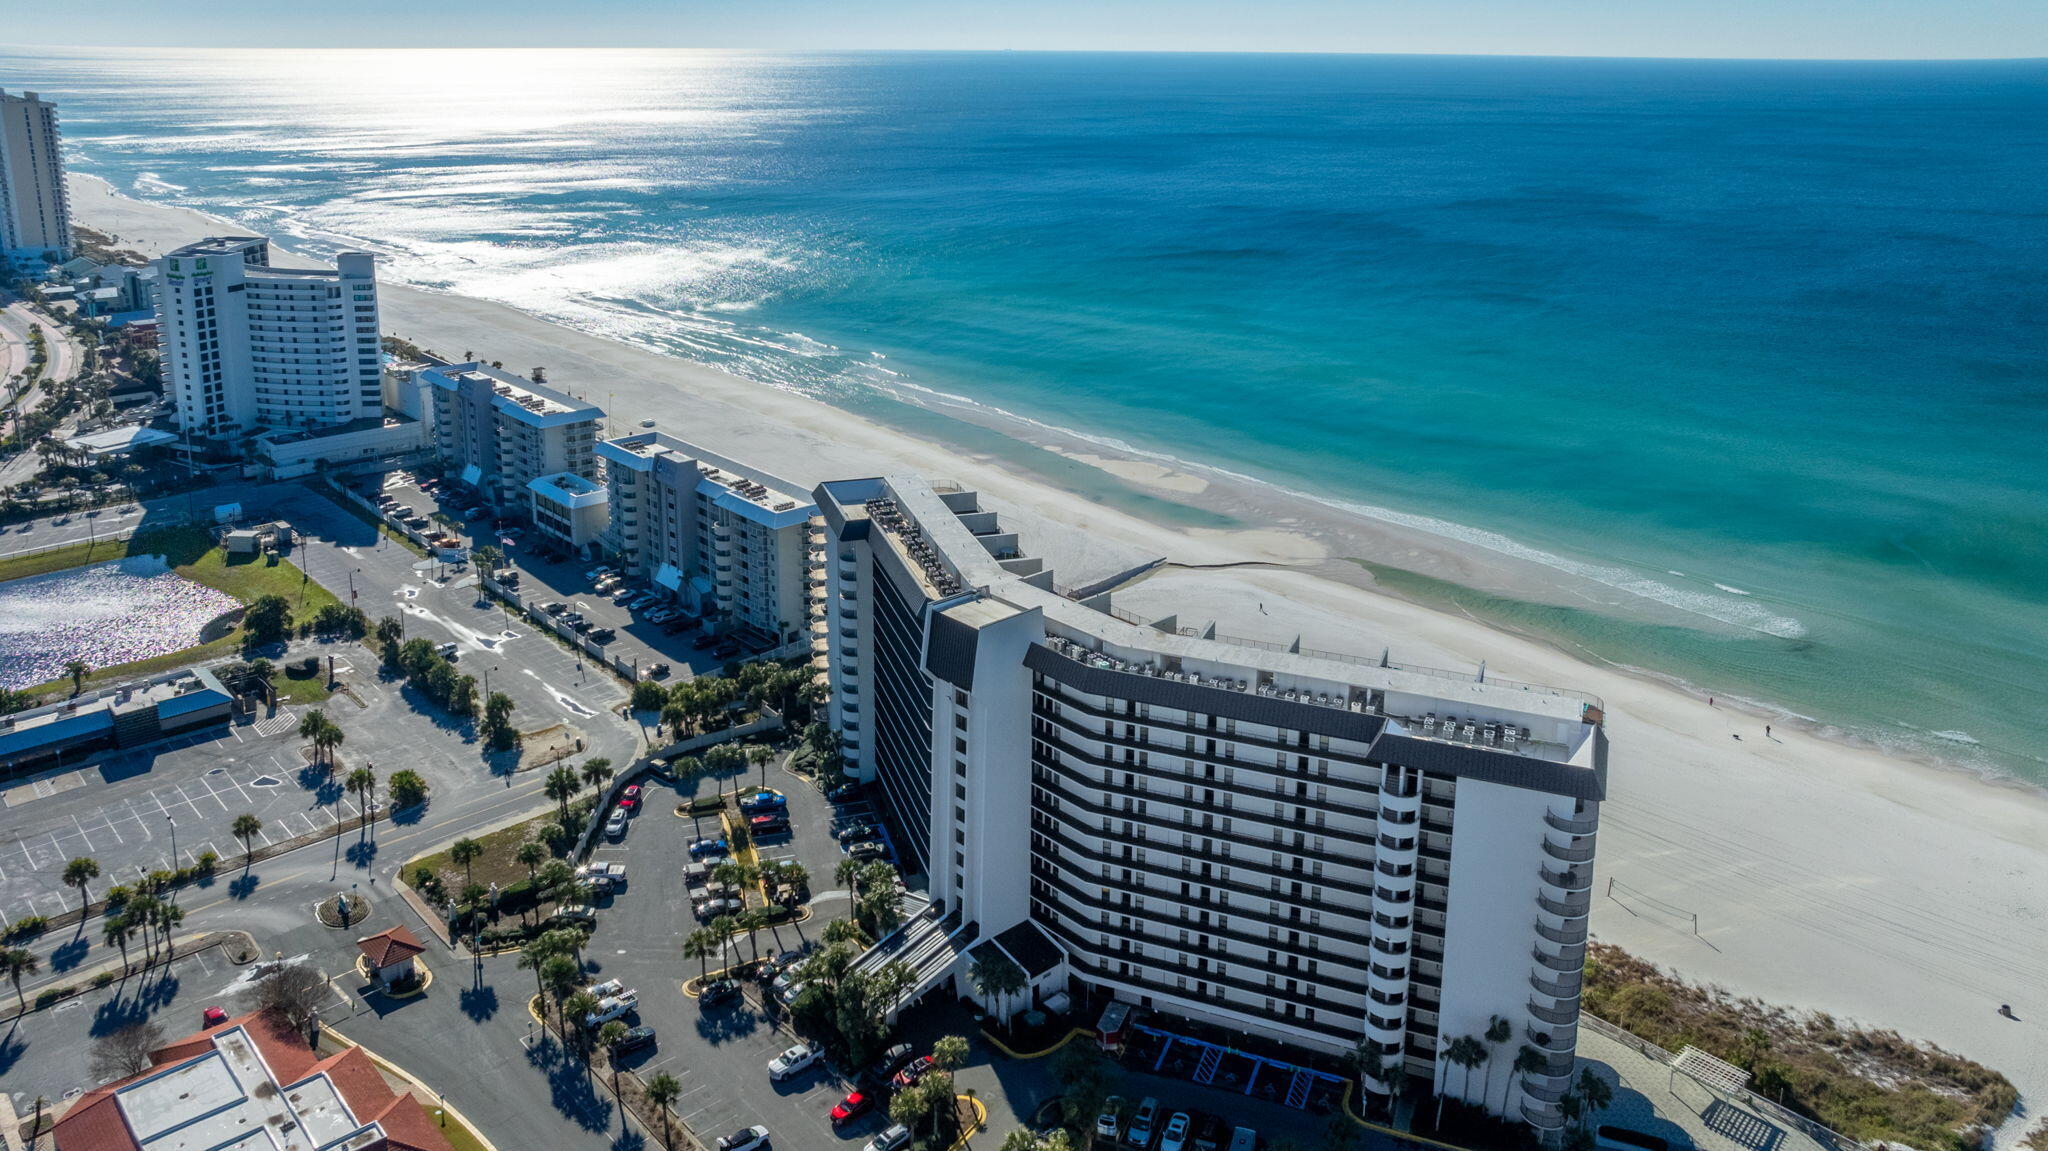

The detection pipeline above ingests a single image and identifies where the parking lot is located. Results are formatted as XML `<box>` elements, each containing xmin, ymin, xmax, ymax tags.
<box><xmin>350</xmin><ymin>469</ymin><xmax>727</xmax><ymax>684</ymax></box>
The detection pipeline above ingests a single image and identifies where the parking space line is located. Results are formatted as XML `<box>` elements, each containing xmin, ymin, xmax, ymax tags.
<box><xmin>71</xmin><ymin>813</ymin><xmax>97</xmax><ymax>851</ymax></box>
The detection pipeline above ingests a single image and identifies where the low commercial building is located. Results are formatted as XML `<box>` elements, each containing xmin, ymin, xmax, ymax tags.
<box><xmin>418</xmin><ymin>362</ymin><xmax>603</xmax><ymax>510</ymax></box>
<box><xmin>253</xmin><ymin>411</ymin><xmax>426</xmax><ymax>478</ymax></box>
<box><xmin>528</xmin><ymin>470</ymin><xmax>611</xmax><ymax>556</ymax></box>
<box><xmin>597</xmin><ymin>430</ymin><xmax>816</xmax><ymax>643</ymax></box>
<box><xmin>816</xmin><ymin>474</ymin><xmax>1609</xmax><ymax>1136</ymax></box>
<box><xmin>355</xmin><ymin>925</ymin><xmax>427</xmax><ymax>990</ymax></box>
<box><xmin>0</xmin><ymin>667</ymin><xmax>233</xmax><ymax>776</ymax></box>
<box><xmin>52</xmin><ymin>1008</ymin><xmax>453</xmax><ymax>1151</ymax></box>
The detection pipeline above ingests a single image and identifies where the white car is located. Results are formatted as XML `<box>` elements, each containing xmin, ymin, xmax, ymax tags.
<box><xmin>605</xmin><ymin>809</ymin><xmax>629</xmax><ymax>839</ymax></box>
<box><xmin>646</xmin><ymin>607</ymin><xmax>676</xmax><ymax>623</ymax></box>
<box><xmin>717</xmin><ymin>1127</ymin><xmax>770</xmax><ymax>1151</ymax></box>
<box><xmin>767</xmin><ymin>1042</ymin><xmax>823</xmax><ymax>1081</ymax></box>
<box><xmin>1160</xmin><ymin>1113</ymin><xmax>1192</xmax><ymax>1151</ymax></box>
<box><xmin>582</xmin><ymin>991</ymin><xmax>638</xmax><ymax>1028</ymax></box>
<box><xmin>577</xmin><ymin>862</ymin><xmax>627</xmax><ymax>892</ymax></box>
<box><xmin>864</xmin><ymin>1126</ymin><xmax>912</xmax><ymax>1151</ymax></box>
<box><xmin>584</xmin><ymin>978</ymin><xmax>623</xmax><ymax>1000</ymax></box>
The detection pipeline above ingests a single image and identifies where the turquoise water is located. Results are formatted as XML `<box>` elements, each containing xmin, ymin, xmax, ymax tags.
<box><xmin>6</xmin><ymin>49</ymin><xmax>2045</xmax><ymax>781</ymax></box>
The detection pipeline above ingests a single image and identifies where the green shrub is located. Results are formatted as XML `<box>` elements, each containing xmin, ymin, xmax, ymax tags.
<box><xmin>92</xmin><ymin>971</ymin><xmax>116</xmax><ymax>988</ymax></box>
<box><xmin>34</xmin><ymin>986</ymin><xmax>69</xmax><ymax>1008</ymax></box>
<box><xmin>195</xmin><ymin>851</ymin><xmax>219</xmax><ymax>875</ymax></box>
<box><xmin>388</xmin><ymin>769</ymin><xmax>429</xmax><ymax>808</ymax></box>
<box><xmin>3</xmin><ymin>915</ymin><xmax>48</xmax><ymax>942</ymax></box>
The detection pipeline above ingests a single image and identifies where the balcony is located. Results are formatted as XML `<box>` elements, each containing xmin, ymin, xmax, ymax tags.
<box><xmin>1521</xmin><ymin>1100</ymin><xmax>1566</xmax><ymax>1130</ymax></box>
<box><xmin>1537</xmin><ymin>892</ymin><xmax>1591</xmax><ymax>919</ymax></box>
<box><xmin>1532</xmin><ymin>942</ymin><xmax>1585</xmax><ymax>973</ymax></box>
<box><xmin>1539</xmin><ymin>864</ymin><xmax>1593</xmax><ymax>893</ymax></box>
<box><xmin>1542</xmin><ymin>838</ymin><xmax>1597</xmax><ymax>864</ymax></box>
<box><xmin>1534</xmin><ymin>919</ymin><xmax>1587</xmax><ymax>947</ymax></box>
<box><xmin>1525</xmin><ymin>1023</ymin><xmax>1576</xmax><ymax>1054</ymax></box>
<box><xmin>1529</xmin><ymin>970</ymin><xmax>1581</xmax><ymax>1001</ymax></box>
<box><xmin>1544</xmin><ymin>810</ymin><xmax>1598</xmax><ymax>835</ymax></box>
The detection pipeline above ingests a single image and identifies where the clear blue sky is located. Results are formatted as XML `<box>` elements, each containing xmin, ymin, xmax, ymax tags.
<box><xmin>12</xmin><ymin>0</ymin><xmax>2046</xmax><ymax>59</ymax></box>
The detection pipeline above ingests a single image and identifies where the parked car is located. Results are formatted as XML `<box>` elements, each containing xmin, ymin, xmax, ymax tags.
<box><xmin>1128</xmin><ymin>1098</ymin><xmax>1161</xmax><ymax>1151</ymax></box>
<box><xmin>717</xmin><ymin>1127</ymin><xmax>771</xmax><ymax>1151</ymax></box>
<box><xmin>826</xmin><ymin>782</ymin><xmax>862</xmax><ymax>803</ymax></box>
<box><xmin>768</xmin><ymin>1042</ymin><xmax>824</xmax><ymax>1081</ymax></box>
<box><xmin>584</xmin><ymin>566</ymin><xmax>612</xmax><ymax>580</ymax></box>
<box><xmin>582</xmin><ymin>991</ymin><xmax>638</xmax><ymax>1028</ymax></box>
<box><xmin>739</xmin><ymin>789</ymin><xmax>787</xmax><ymax>813</ymax></box>
<box><xmin>1192</xmin><ymin>1115</ymin><xmax>1226</xmax><ymax>1151</ymax></box>
<box><xmin>691</xmin><ymin>632</ymin><xmax>721</xmax><ymax>649</ymax></box>
<box><xmin>618</xmin><ymin>784</ymin><xmax>642</xmax><ymax>811</ymax></box>
<box><xmin>543</xmin><ymin>601</ymin><xmax>568</xmax><ymax>614</ymax></box>
<box><xmin>699</xmin><ymin>978</ymin><xmax>742</xmax><ymax>1006</ymax></box>
<box><xmin>830</xmin><ymin>1091</ymin><xmax>873</xmax><ymax>1127</ymax></box>
<box><xmin>649</xmin><ymin>662</ymin><xmax>672</xmax><ymax>679</ymax></box>
<box><xmin>891</xmin><ymin>1055</ymin><xmax>935</xmax><ymax>1090</ymax></box>
<box><xmin>1096</xmin><ymin>1097</ymin><xmax>1125</xmax><ymax>1142</ymax></box>
<box><xmin>713</xmin><ymin>641</ymin><xmax>742</xmax><ymax>659</ymax></box>
<box><xmin>572</xmin><ymin>619</ymin><xmax>594</xmax><ymax>633</ymax></box>
<box><xmin>750</xmin><ymin>813</ymin><xmax>790</xmax><ymax>837</ymax></box>
<box><xmin>865</xmin><ymin>1126</ymin><xmax>913</xmax><ymax>1151</ymax></box>
<box><xmin>591</xmin><ymin>628</ymin><xmax>616</xmax><ymax>644</ymax></box>
<box><xmin>775</xmin><ymin>980</ymin><xmax>809</xmax><ymax>1007</ymax></box>
<box><xmin>689</xmin><ymin>837</ymin><xmax>729</xmax><ymax>859</ymax></box>
<box><xmin>610</xmin><ymin>1025</ymin><xmax>656</xmax><ymax>1055</ymax></box>
<box><xmin>695</xmin><ymin>896</ymin><xmax>743</xmax><ymax>920</ymax></box>
<box><xmin>848</xmin><ymin>840</ymin><xmax>888</xmax><ymax>862</ymax></box>
<box><xmin>864</xmin><ymin>1043</ymin><xmax>915</xmax><ymax>1086</ymax></box>
<box><xmin>545</xmin><ymin>904</ymin><xmax>597</xmax><ymax>927</ymax></box>
<box><xmin>837</xmin><ymin>821</ymin><xmax>881</xmax><ymax>844</ymax></box>
<box><xmin>604</xmin><ymin>808</ymin><xmax>629</xmax><ymax>839</ymax></box>
<box><xmin>202</xmin><ymin>1005</ymin><xmax>229</xmax><ymax>1028</ymax></box>
<box><xmin>584</xmin><ymin>978</ymin><xmax>624</xmax><ymax>1000</ymax></box>
<box><xmin>647</xmin><ymin>608</ymin><xmax>677</xmax><ymax>623</ymax></box>
<box><xmin>437</xmin><ymin>641</ymin><xmax>459</xmax><ymax>659</ymax></box>
<box><xmin>576</xmin><ymin>862</ymin><xmax>626</xmax><ymax>891</ymax></box>
<box><xmin>1160</xmin><ymin>1112</ymin><xmax>1192</xmax><ymax>1151</ymax></box>
<box><xmin>560</xmin><ymin>612</ymin><xmax>585</xmax><ymax>625</ymax></box>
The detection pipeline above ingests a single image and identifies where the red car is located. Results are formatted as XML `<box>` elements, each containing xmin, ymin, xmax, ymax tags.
<box><xmin>891</xmin><ymin>1056</ymin><xmax>935</xmax><ymax>1090</ymax></box>
<box><xmin>202</xmin><ymin>1006</ymin><xmax>229</xmax><ymax>1027</ymax></box>
<box><xmin>831</xmin><ymin>1090</ymin><xmax>873</xmax><ymax>1126</ymax></box>
<box><xmin>618</xmin><ymin>785</ymin><xmax>642</xmax><ymax>812</ymax></box>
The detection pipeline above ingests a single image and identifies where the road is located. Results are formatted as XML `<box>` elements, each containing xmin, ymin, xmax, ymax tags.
<box><xmin>0</xmin><ymin>298</ymin><xmax>84</xmax><ymax>489</ymax></box>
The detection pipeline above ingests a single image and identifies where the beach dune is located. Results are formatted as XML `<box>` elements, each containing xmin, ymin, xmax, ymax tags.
<box><xmin>68</xmin><ymin>172</ymin><xmax>2048</xmax><ymax>1140</ymax></box>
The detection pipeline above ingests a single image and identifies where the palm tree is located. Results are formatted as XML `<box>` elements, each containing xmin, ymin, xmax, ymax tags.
<box><xmin>645</xmin><ymin>1072</ymin><xmax>682</xmax><ymax>1149</ymax></box>
<box><xmin>3</xmin><ymin>946</ymin><xmax>42</xmax><ymax>1008</ymax></box>
<box><xmin>1483</xmin><ymin>1014</ymin><xmax>1514</xmax><ymax>1110</ymax></box>
<box><xmin>515</xmin><ymin>841</ymin><xmax>547</xmax><ymax>881</ymax></box>
<box><xmin>1437</xmin><ymin>1036</ymin><xmax>1485</xmax><ymax>1127</ymax></box>
<box><xmin>544</xmin><ymin>765</ymin><xmax>578</xmax><ymax>822</ymax></box>
<box><xmin>449</xmin><ymin>837</ymin><xmax>482</xmax><ymax>889</ymax></box>
<box><xmin>580</xmin><ymin>757</ymin><xmax>614</xmax><ymax>798</ymax></box>
<box><xmin>1511</xmin><ymin>1046</ymin><xmax>1548</xmax><ymax>1113</ymax></box>
<box><xmin>540</xmin><ymin>954</ymin><xmax>581</xmax><ymax>1021</ymax></box>
<box><xmin>739</xmin><ymin>908</ymin><xmax>769</xmax><ymax>962</ymax></box>
<box><xmin>156</xmin><ymin>903</ymin><xmax>184</xmax><ymax>954</ymax></box>
<box><xmin>967</xmin><ymin>949</ymin><xmax>1029</xmax><ymax>1027</ymax></box>
<box><xmin>124</xmin><ymin>895</ymin><xmax>159</xmax><ymax>964</ymax></box>
<box><xmin>298</xmin><ymin>709</ymin><xmax>343</xmax><ymax>769</ymax></box>
<box><xmin>1459</xmin><ymin>1035</ymin><xmax>1491</xmax><ymax>1108</ymax></box>
<box><xmin>346</xmin><ymin>766</ymin><xmax>377</xmax><ymax>831</ymax></box>
<box><xmin>563</xmin><ymin>991</ymin><xmax>600</xmax><ymax>1047</ymax></box>
<box><xmin>598</xmin><ymin>1019</ymin><xmax>629</xmax><ymax>1092</ymax></box>
<box><xmin>683</xmin><ymin>928</ymin><xmax>721</xmax><ymax>983</ymax></box>
<box><xmin>62</xmin><ymin>856</ymin><xmax>100</xmax><ymax>916</ymax></box>
<box><xmin>1573</xmin><ymin>1069</ymin><xmax>1614</xmax><ymax>1133</ymax></box>
<box><xmin>63</xmin><ymin>659</ymin><xmax>90</xmax><ymax>696</ymax></box>
<box><xmin>103</xmin><ymin>915</ymin><xmax>134</xmax><ymax>971</ymax></box>
<box><xmin>232</xmin><ymin>814</ymin><xmax>263</xmax><ymax>866</ymax></box>
<box><xmin>749</xmin><ymin>744</ymin><xmax>774</xmax><ymax>789</ymax></box>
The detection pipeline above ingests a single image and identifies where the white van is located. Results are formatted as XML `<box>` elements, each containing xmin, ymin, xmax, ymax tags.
<box><xmin>1127</xmin><ymin>1098</ymin><xmax>1161</xmax><ymax>1150</ymax></box>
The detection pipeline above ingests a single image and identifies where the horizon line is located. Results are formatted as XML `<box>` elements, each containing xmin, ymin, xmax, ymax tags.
<box><xmin>8</xmin><ymin>44</ymin><xmax>2048</xmax><ymax>63</ymax></box>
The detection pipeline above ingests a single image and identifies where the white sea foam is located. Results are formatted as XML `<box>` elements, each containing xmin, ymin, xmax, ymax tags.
<box><xmin>1713</xmin><ymin>583</ymin><xmax>1752</xmax><ymax>595</ymax></box>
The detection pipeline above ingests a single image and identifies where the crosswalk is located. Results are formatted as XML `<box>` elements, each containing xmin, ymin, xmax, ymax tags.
<box><xmin>251</xmin><ymin>708</ymin><xmax>298</xmax><ymax>738</ymax></box>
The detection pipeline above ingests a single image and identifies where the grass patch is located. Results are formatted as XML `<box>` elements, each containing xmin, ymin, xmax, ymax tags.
<box><xmin>1585</xmin><ymin>943</ymin><xmax>2016</xmax><ymax>1151</ymax></box>
<box><xmin>272</xmin><ymin>669</ymin><xmax>337</xmax><ymax>705</ymax></box>
<box><xmin>0</xmin><ymin>533</ymin><xmax>144</xmax><ymax>583</ymax></box>
<box><xmin>431</xmin><ymin>1108</ymin><xmax>492</xmax><ymax>1151</ymax></box>
<box><xmin>407</xmin><ymin>797</ymin><xmax>594</xmax><ymax>894</ymax></box>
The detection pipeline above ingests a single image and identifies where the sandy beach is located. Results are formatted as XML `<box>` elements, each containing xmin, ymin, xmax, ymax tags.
<box><xmin>67</xmin><ymin>171</ymin><xmax>2048</xmax><ymax>1137</ymax></box>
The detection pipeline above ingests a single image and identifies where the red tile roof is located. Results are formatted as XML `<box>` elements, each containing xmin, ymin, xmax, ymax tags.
<box><xmin>51</xmin><ymin>1007</ymin><xmax>452</xmax><ymax>1151</ymax></box>
<box><xmin>356</xmin><ymin>924</ymin><xmax>427</xmax><ymax>968</ymax></box>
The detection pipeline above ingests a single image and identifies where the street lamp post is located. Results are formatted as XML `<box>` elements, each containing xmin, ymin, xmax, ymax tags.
<box><xmin>167</xmin><ymin>816</ymin><xmax>178</xmax><ymax>869</ymax></box>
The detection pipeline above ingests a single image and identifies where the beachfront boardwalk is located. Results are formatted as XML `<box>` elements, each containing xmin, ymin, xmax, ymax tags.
<box><xmin>1575</xmin><ymin>1019</ymin><xmax>1851</xmax><ymax>1151</ymax></box>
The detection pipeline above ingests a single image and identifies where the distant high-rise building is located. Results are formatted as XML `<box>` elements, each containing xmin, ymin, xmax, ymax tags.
<box><xmin>0</xmin><ymin>89</ymin><xmax>74</xmax><ymax>268</ymax></box>
<box><xmin>155</xmin><ymin>236</ymin><xmax>384</xmax><ymax>441</ymax></box>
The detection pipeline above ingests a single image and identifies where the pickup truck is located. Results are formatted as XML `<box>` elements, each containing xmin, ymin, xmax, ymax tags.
<box><xmin>576</xmin><ymin>862</ymin><xmax>627</xmax><ymax>892</ymax></box>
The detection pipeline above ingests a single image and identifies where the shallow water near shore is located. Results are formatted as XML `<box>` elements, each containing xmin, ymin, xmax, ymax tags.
<box><xmin>9</xmin><ymin>47</ymin><xmax>2046</xmax><ymax>782</ymax></box>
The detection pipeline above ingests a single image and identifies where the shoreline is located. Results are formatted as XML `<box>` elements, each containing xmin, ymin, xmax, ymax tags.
<box><xmin>62</xmin><ymin>171</ymin><xmax>2048</xmax><ymax>1135</ymax></box>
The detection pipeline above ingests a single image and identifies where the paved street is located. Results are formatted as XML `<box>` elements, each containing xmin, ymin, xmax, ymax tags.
<box><xmin>0</xmin><ymin>298</ymin><xmax>84</xmax><ymax>489</ymax></box>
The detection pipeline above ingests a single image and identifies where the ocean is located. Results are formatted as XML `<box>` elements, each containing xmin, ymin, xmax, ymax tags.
<box><xmin>5</xmin><ymin>48</ymin><xmax>2046</xmax><ymax>783</ymax></box>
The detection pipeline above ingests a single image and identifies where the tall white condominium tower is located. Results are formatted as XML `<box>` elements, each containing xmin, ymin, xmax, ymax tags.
<box><xmin>0</xmin><ymin>89</ymin><xmax>74</xmax><ymax>268</ymax></box>
<box><xmin>816</xmin><ymin>475</ymin><xmax>1607</xmax><ymax>1137</ymax></box>
<box><xmin>155</xmin><ymin>236</ymin><xmax>382</xmax><ymax>441</ymax></box>
<box><xmin>598</xmin><ymin>431</ymin><xmax>818</xmax><ymax>645</ymax></box>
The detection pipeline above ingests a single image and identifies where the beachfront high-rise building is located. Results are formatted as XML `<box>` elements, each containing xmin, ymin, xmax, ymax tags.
<box><xmin>418</xmin><ymin>362</ymin><xmax>602</xmax><ymax>510</ymax></box>
<box><xmin>816</xmin><ymin>474</ymin><xmax>1607</xmax><ymax>1136</ymax></box>
<box><xmin>155</xmin><ymin>236</ymin><xmax>383</xmax><ymax>441</ymax></box>
<box><xmin>597</xmin><ymin>430</ymin><xmax>818</xmax><ymax>645</ymax></box>
<box><xmin>0</xmin><ymin>89</ymin><xmax>74</xmax><ymax>269</ymax></box>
